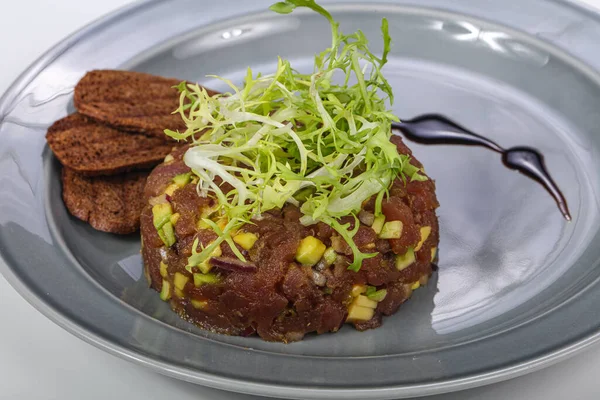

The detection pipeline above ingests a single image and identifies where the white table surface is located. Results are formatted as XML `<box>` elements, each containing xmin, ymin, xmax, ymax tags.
<box><xmin>2</xmin><ymin>1</ymin><xmax>600</xmax><ymax>399</ymax></box>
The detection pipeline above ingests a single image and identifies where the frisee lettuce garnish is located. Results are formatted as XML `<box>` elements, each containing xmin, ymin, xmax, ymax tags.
<box><xmin>165</xmin><ymin>0</ymin><xmax>426</xmax><ymax>272</ymax></box>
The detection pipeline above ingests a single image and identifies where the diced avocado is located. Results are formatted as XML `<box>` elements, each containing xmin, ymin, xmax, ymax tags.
<box><xmin>197</xmin><ymin>219</ymin><xmax>210</xmax><ymax>230</ymax></box>
<box><xmin>159</xmin><ymin>261</ymin><xmax>168</xmax><ymax>278</ymax></box>
<box><xmin>354</xmin><ymin>295</ymin><xmax>378</xmax><ymax>309</ymax></box>
<box><xmin>346</xmin><ymin>303</ymin><xmax>375</xmax><ymax>322</ymax></box>
<box><xmin>160</xmin><ymin>221</ymin><xmax>176</xmax><ymax>247</ymax></box>
<box><xmin>196</xmin><ymin>244</ymin><xmax>222</xmax><ymax>274</ymax></box>
<box><xmin>170</xmin><ymin>213</ymin><xmax>180</xmax><ymax>225</ymax></box>
<box><xmin>323</xmin><ymin>247</ymin><xmax>337</xmax><ymax>265</ymax></box>
<box><xmin>159</xmin><ymin>280</ymin><xmax>171</xmax><ymax>301</ymax></box>
<box><xmin>367</xmin><ymin>289</ymin><xmax>387</xmax><ymax>302</ymax></box>
<box><xmin>295</xmin><ymin>236</ymin><xmax>326</xmax><ymax>266</ymax></box>
<box><xmin>191</xmin><ymin>299</ymin><xmax>208</xmax><ymax>309</ymax></box>
<box><xmin>157</xmin><ymin>229</ymin><xmax>168</xmax><ymax>247</ymax></box>
<box><xmin>379</xmin><ymin>220</ymin><xmax>403</xmax><ymax>239</ymax></box>
<box><xmin>351</xmin><ymin>284</ymin><xmax>367</xmax><ymax>297</ymax></box>
<box><xmin>173</xmin><ymin>172</ymin><xmax>192</xmax><ymax>187</ymax></box>
<box><xmin>174</xmin><ymin>272</ymin><xmax>189</xmax><ymax>291</ymax></box>
<box><xmin>395</xmin><ymin>248</ymin><xmax>415</xmax><ymax>271</ymax></box>
<box><xmin>164</xmin><ymin>183</ymin><xmax>179</xmax><ymax>197</ymax></box>
<box><xmin>217</xmin><ymin>217</ymin><xmax>229</xmax><ymax>231</ymax></box>
<box><xmin>197</xmin><ymin>261</ymin><xmax>211</xmax><ymax>274</ymax></box>
<box><xmin>193</xmin><ymin>273</ymin><xmax>220</xmax><ymax>287</ymax></box>
<box><xmin>152</xmin><ymin>203</ymin><xmax>173</xmax><ymax>230</ymax></box>
<box><xmin>430</xmin><ymin>247</ymin><xmax>437</xmax><ymax>262</ymax></box>
<box><xmin>212</xmin><ymin>244</ymin><xmax>223</xmax><ymax>257</ymax></box>
<box><xmin>233</xmin><ymin>232</ymin><xmax>258</xmax><ymax>250</ymax></box>
<box><xmin>371</xmin><ymin>215</ymin><xmax>385</xmax><ymax>234</ymax></box>
<box><xmin>414</xmin><ymin>226</ymin><xmax>432</xmax><ymax>251</ymax></box>
<box><xmin>197</xmin><ymin>256</ymin><xmax>216</xmax><ymax>275</ymax></box>
<box><xmin>200</xmin><ymin>204</ymin><xmax>218</xmax><ymax>219</ymax></box>
<box><xmin>196</xmin><ymin>206</ymin><xmax>219</xmax><ymax>230</ymax></box>
<box><xmin>411</xmin><ymin>281</ymin><xmax>421</xmax><ymax>290</ymax></box>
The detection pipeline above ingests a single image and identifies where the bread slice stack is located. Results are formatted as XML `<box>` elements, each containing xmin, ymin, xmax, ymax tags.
<box><xmin>46</xmin><ymin>70</ymin><xmax>193</xmax><ymax>234</ymax></box>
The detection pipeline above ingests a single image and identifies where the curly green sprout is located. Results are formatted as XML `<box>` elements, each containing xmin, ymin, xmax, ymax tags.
<box><xmin>166</xmin><ymin>0</ymin><xmax>426</xmax><ymax>272</ymax></box>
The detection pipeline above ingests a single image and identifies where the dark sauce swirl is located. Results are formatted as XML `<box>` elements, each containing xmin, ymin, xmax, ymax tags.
<box><xmin>391</xmin><ymin>114</ymin><xmax>571</xmax><ymax>221</ymax></box>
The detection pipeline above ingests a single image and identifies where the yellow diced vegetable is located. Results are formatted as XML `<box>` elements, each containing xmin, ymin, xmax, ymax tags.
<box><xmin>404</xmin><ymin>284</ymin><xmax>414</xmax><ymax>297</ymax></box>
<box><xmin>295</xmin><ymin>236</ymin><xmax>326</xmax><ymax>266</ymax></box>
<box><xmin>367</xmin><ymin>289</ymin><xmax>387</xmax><ymax>302</ymax></box>
<box><xmin>174</xmin><ymin>272</ymin><xmax>189</xmax><ymax>291</ymax></box>
<box><xmin>346</xmin><ymin>303</ymin><xmax>375</xmax><ymax>322</ymax></box>
<box><xmin>170</xmin><ymin>213</ymin><xmax>180</xmax><ymax>225</ymax></box>
<box><xmin>193</xmin><ymin>273</ymin><xmax>220</xmax><ymax>287</ymax></box>
<box><xmin>164</xmin><ymin>183</ymin><xmax>179</xmax><ymax>197</ymax></box>
<box><xmin>160</xmin><ymin>221</ymin><xmax>176</xmax><ymax>247</ymax></box>
<box><xmin>430</xmin><ymin>247</ymin><xmax>437</xmax><ymax>262</ymax></box>
<box><xmin>159</xmin><ymin>261</ymin><xmax>168</xmax><ymax>278</ymax></box>
<box><xmin>354</xmin><ymin>295</ymin><xmax>378</xmax><ymax>309</ymax></box>
<box><xmin>351</xmin><ymin>284</ymin><xmax>367</xmax><ymax>297</ymax></box>
<box><xmin>411</xmin><ymin>281</ymin><xmax>421</xmax><ymax>290</ymax></box>
<box><xmin>152</xmin><ymin>203</ymin><xmax>172</xmax><ymax>229</ymax></box>
<box><xmin>197</xmin><ymin>219</ymin><xmax>210</xmax><ymax>230</ymax></box>
<box><xmin>197</xmin><ymin>244</ymin><xmax>222</xmax><ymax>274</ymax></box>
<box><xmin>395</xmin><ymin>248</ymin><xmax>415</xmax><ymax>271</ymax></box>
<box><xmin>172</xmin><ymin>172</ymin><xmax>192</xmax><ymax>187</ymax></box>
<box><xmin>233</xmin><ymin>232</ymin><xmax>258</xmax><ymax>250</ymax></box>
<box><xmin>323</xmin><ymin>247</ymin><xmax>337</xmax><ymax>265</ymax></box>
<box><xmin>217</xmin><ymin>217</ymin><xmax>229</xmax><ymax>231</ymax></box>
<box><xmin>379</xmin><ymin>220</ymin><xmax>403</xmax><ymax>239</ymax></box>
<box><xmin>159</xmin><ymin>280</ymin><xmax>171</xmax><ymax>301</ymax></box>
<box><xmin>191</xmin><ymin>299</ymin><xmax>208</xmax><ymax>309</ymax></box>
<box><xmin>414</xmin><ymin>226</ymin><xmax>432</xmax><ymax>251</ymax></box>
<box><xmin>175</xmin><ymin>288</ymin><xmax>185</xmax><ymax>298</ymax></box>
<box><xmin>164</xmin><ymin>154</ymin><xmax>174</xmax><ymax>163</ymax></box>
<box><xmin>200</xmin><ymin>204</ymin><xmax>218</xmax><ymax>219</ymax></box>
<box><xmin>198</xmin><ymin>261</ymin><xmax>212</xmax><ymax>274</ymax></box>
<box><xmin>371</xmin><ymin>215</ymin><xmax>385</xmax><ymax>234</ymax></box>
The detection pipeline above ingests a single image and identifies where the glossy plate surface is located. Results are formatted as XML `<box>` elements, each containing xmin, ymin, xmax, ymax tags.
<box><xmin>1</xmin><ymin>0</ymin><xmax>600</xmax><ymax>398</ymax></box>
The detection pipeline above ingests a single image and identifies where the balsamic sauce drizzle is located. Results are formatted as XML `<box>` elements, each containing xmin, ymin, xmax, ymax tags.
<box><xmin>391</xmin><ymin>114</ymin><xmax>571</xmax><ymax>221</ymax></box>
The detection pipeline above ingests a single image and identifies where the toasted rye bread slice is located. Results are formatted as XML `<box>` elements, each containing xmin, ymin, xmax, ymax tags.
<box><xmin>46</xmin><ymin>114</ymin><xmax>176</xmax><ymax>176</ymax></box>
<box><xmin>74</xmin><ymin>70</ymin><xmax>216</xmax><ymax>137</ymax></box>
<box><xmin>62</xmin><ymin>167</ymin><xmax>148</xmax><ymax>234</ymax></box>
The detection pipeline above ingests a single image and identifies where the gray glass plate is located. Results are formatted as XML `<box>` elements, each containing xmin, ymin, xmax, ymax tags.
<box><xmin>1</xmin><ymin>0</ymin><xmax>600</xmax><ymax>398</ymax></box>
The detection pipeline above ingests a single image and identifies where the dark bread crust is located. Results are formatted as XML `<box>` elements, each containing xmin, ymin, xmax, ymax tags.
<box><xmin>73</xmin><ymin>70</ymin><xmax>217</xmax><ymax>137</ymax></box>
<box><xmin>61</xmin><ymin>167</ymin><xmax>148</xmax><ymax>234</ymax></box>
<box><xmin>46</xmin><ymin>114</ymin><xmax>175</xmax><ymax>176</ymax></box>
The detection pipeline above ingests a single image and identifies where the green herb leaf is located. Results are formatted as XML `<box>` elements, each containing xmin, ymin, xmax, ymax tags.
<box><xmin>269</xmin><ymin>2</ymin><xmax>296</xmax><ymax>14</ymax></box>
<box><xmin>380</xmin><ymin>18</ymin><xmax>391</xmax><ymax>66</ymax></box>
<box><xmin>171</xmin><ymin>0</ymin><xmax>426</xmax><ymax>272</ymax></box>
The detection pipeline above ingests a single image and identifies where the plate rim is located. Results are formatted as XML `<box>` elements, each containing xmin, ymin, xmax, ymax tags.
<box><xmin>2</xmin><ymin>0</ymin><xmax>600</xmax><ymax>398</ymax></box>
